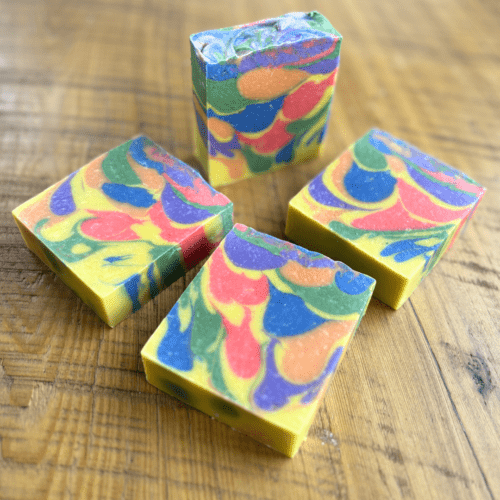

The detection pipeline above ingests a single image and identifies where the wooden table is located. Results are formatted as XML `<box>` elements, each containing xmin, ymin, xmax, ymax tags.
<box><xmin>1</xmin><ymin>0</ymin><xmax>499</xmax><ymax>498</ymax></box>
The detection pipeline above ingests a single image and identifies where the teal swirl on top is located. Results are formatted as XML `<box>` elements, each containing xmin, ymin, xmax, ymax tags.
<box><xmin>191</xmin><ymin>11</ymin><xmax>340</xmax><ymax>65</ymax></box>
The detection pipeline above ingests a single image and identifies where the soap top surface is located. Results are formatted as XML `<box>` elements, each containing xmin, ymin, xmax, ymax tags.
<box><xmin>142</xmin><ymin>224</ymin><xmax>375</xmax><ymax>430</ymax></box>
<box><xmin>290</xmin><ymin>128</ymin><xmax>485</xmax><ymax>276</ymax></box>
<box><xmin>12</xmin><ymin>136</ymin><xmax>233</xmax><ymax>296</ymax></box>
<box><xmin>190</xmin><ymin>11</ymin><xmax>341</xmax><ymax>65</ymax></box>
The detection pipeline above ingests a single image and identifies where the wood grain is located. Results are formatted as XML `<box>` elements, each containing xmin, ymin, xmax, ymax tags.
<box><xmin>1</xmin><ymin>0</ymin><xmax>499</xmax><ymax>498</ymax></box>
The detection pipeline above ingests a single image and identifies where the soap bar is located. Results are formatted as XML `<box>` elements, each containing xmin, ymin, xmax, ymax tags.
<box><xmin>12</xmin><ymin>136</ymin><xmax>233</xmax><ymax>327</ymax></box>
<box><xmin>190</xmin><ymin>11</ymin><xmax>342</xmax><ymax>187</ymax></box>
<box><xmin>141</xmin><ymin>223</ymin><xmax>375</xmax><ymax>457</ymax></box>
<box><xmin>286</xmin><ymin>128</ymin><xmax>486</xmax><ymax>309</ymax></box>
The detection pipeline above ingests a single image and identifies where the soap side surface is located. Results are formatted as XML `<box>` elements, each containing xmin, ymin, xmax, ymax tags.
<box><xmin>191</xmin><ymin>11</ymin><xmax>342</xmax><ymax>187</ymax></box>
<box><xmin>12</xmin><ymin>136</ymin><xmax>233</xmax><ymax>327</ymax></box>
<box><xmin>141</xmin><ymin>223</ymin><xmax>375</xmax><ymax>456</ymax></box>
<box><xmin>286</xmin><ymin>128</ymin><xmax>485</xmax><ymax>309</ymax></box>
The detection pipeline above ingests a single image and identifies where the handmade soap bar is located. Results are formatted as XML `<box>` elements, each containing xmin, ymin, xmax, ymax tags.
<box><xmin>141</xmin><ymin>223</ymin><xmax>375</xmax><ymax>457</ymax></box>
<box><xmin>286</xmin><ymin>128</ymin><xmax>486</xmax><ymax>309</ymax></box>
<box><xmin>190</xmin><ymin>11</ymin><xmax>342</xmax><ymax>187</ymax></box>
<box><xmin>12</xmin><ymin>136</ymin><xmax>233</xmax><ymax>327</ymax></box>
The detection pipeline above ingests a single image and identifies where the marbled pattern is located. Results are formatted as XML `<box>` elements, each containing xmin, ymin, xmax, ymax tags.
<box><xmin>286</xmin><ymin>128</ymin><xmax>485</xmax><ymax>308</ymax></box>
<box><xmin>141</xmin><ymin>224</ymin><xmax>374</xmax><ymax>456</ymax></box>
<box><xmin>190</xmin><ymin>11</ymin><xmax>342</xmax><ymax>186</ymax></box>
<box><xmin>12</xmin><ymin>136</ymin><xmax>233</xmax><ymax>326</ymax></box>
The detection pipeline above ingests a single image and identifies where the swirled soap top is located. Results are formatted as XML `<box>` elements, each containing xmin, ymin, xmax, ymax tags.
<box><xmin>142</xmin><ymin>224</ymin><xmax>375</xmax><ymax>444</ymax></box>
<box><xmin>12</xmin><ymin>136</ymin><xmax>233</xmax><ymax>326</ymax></box>
<box><xmin>190</xmin><ymin>11</ymin><xmax>341</xmax><ymax>66</ymax></box>
<box><xmin>293</xmin><ymin>128</ymin><xmax>485</xmax><ymax>267</ymax></box>
<box><xmin>286</xmin><ymin>128</ymin><xmax>485</xmax><ymax>308</ymax></box>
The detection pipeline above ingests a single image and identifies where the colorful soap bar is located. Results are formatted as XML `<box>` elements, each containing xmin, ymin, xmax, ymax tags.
<box><xmin>141</xmin><ymin>223</ymin><xmax>375</xmax><ymax>456</ymax></box>
<box><xmin>12</xmin><ymin>136</ymin><xmax>233</xmax><ymax>327</ymax></box>
<box><xmin>190</xmin><ymin>11</ymin><xmax>342</xmax><ymax>187</ymax></box>
<box><xmin>286</xmin><ymin>128</ymin><xmax>486</xmax><ymax>309</ymax></box>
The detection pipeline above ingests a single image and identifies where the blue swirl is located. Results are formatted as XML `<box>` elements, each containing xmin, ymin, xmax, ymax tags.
<box><xmin>102</xmin><ymin>183</ymin><xmax>156</xmax><ymax>208</ymax></box>
<box><xmin>263</xmin><ymin>282</ymin><xmax>327</xmax><ymax>337</ymax></box>
<box><xmin>50</xmin><ymin>172</ymin><xmax>76</xmax><ymax>216</ymax></box>
<box><xmin>335</xmin><ymin>269</ymin><xmax>375</xmax><ymax>295</ymax></box>
<box><xmin>156</xmin><ymin>302</ymin><xmax>194</xmax><ymax>371</ymax></box>
<box><xmin>344</xmin><ymin>161</ymin><xmax>397</xmax><ymax>202</ymax></box>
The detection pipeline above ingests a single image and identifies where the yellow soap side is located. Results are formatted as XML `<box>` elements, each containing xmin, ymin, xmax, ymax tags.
<box><xmin>142</xmin><ymin>348</ymin><xmax>306</xmax><ymax>457</ymax></box>
<box><xmin>12</xmin><ymin>213</ymin><xmax>114</xmax><ymax>324</ymax></box>
<box><xmin>142</xmin><ymin>312</ymin><xmax>362</xmax><ymax>457</ymax></box>
<box><xmin>140</xmin><ymin>309</ymin><xmax>357</xmax><ymax>458</ymax></box>
<box><xmin>285</xmin><ymin>202</ymin><xmax>416</xmax><ymax>309</ymax></box>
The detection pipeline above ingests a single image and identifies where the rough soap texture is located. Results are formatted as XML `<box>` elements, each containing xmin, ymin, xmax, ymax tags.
<box><xmin>286</xmin><ymin>128</ymin><xmax>485</xmax><ymax>309</ymax></box>
<box><xmin>12</xmin><ymin>136</ymin><xmax>233</xmax><ymax>327</ymax></box>
<box><xmin>141</xmin><ymin>224</ymin><xmax>375</xmax><ymax>457</ymax></box>
<box><xmin>191</xmin><ymin>11</ymin><xmax>342</xmax><ymax>187</ymax></box>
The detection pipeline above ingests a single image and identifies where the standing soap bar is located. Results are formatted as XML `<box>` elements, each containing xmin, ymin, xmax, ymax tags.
<box><xmin>190</xmin><ymin>11</ymin><xmax>342</xmax><ymax>187</ymax></box>
<box><xmin>12</xmin><ymin>136</ymin><xmax>233</xmax><ymax>327</ymax></box>
<box><xmin>286</xmin><ymin>129</ymin><xmax>486</xmax><ymax>309</ymax></box>
<box><xmin>141</xmin><ymin>224</ymin><xmax>375</xmax><ymax>457</ymax></box>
